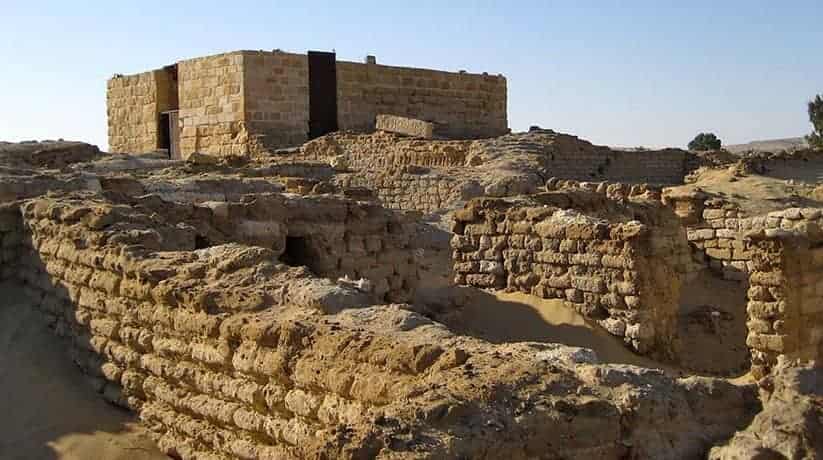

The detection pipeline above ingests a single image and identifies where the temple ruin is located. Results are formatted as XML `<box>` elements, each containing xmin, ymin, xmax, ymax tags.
<box><xmin>2</xmin><ymin>58</ymin><xmax>823</xmax><ymax>458</ymax></box>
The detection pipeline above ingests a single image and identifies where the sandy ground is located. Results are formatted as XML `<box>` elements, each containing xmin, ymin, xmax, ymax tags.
<box><xmin>674</xmin><ymin>166</ymin><xmax>823</xmax><ymax>215</ymax></box>
<box><xmin>450</xmin><ymin>289</ymin><xmax>658</xmax><ymax>367</ymax></box>
<box><xmin>436</xmin><ymin>278</ymin><xmax>751</xmax><ymax>378</ymax></box>
<box><xmin>0</xmin><ymin>282</ymin><xmax>166</xmax><ymax>460</ymax></box>
<box><xmin>677</xmin><ymin>270</ymin><xmax>750</xmax><ymax>376</ymax></box>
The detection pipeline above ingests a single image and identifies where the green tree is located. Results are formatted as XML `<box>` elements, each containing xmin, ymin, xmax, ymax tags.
<box><xmin>807</xmin><ymin>94</ymin><xmax>823</xmax><ymax>149</ymax></box>
<box><xmin>688</xmin><ymin>132</ymin><xmax>722</xmax><ymax>151</ymax></box>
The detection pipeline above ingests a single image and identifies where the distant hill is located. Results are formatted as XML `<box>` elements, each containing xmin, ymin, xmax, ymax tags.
<box><xmin>724</xmin><ymin>137</ymin><xmax>809</xmax><ymax>153</ymax></box>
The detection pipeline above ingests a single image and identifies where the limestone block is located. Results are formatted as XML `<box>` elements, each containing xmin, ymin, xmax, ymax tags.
<box><xmin>376</xmin><ymin>114</ymin><xmax>434</xmax><ymax>139</ymax></box>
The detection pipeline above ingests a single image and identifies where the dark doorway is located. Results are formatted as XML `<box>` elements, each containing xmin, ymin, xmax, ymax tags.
<box><xmin>159</xmin><ymin>112</ymin><xmax>171</xmax><ymax>151</ymax></box>
<box><xmin>158</xmin><ymin>110</ymin><xmax>181</xmax><ymax>159</ymax></box>
<box><xmin>281</xmin><ymin>236</ymin><xmax>311</xmax><ymax>267</ymax></box>
<box><xmin>308</xmin><ymin>51</ymin><xmax>338</xmax><ymax>139</ymax></box>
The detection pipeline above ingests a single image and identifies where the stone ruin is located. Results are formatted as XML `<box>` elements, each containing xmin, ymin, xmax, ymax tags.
<box><xmin>1</xmin><ymin>127</ymin><xmax>823</xmax><ymax>459</ymax></box>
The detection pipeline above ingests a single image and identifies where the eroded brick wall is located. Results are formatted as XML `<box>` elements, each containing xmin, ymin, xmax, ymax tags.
<box><xmin>9</xmin><ymin>197</ymin><xmax>411</xmax><ymax>458</ymax></box>
<box><xmin>336</xmin><ymin>61</ymin><xmax>508</xmax><ymax>139</ymax></box>
<box><xmin>451</xmin><ymin>194</ymin><xmax>689</xmax><ymax>358</ymax></box>
<box><xmin>298</xmin><ymin>131</ymin><xmax>472</xmax><ymax>169</ymax></box>
<box><xmin>334</xmin><ymin>170</ymin><xmax>482</xmax><ymax>214</ymax></box>
<box><xmin>209</xmin><ymin>193</ymin><xmax>420</xmax><ymax>301</ymax></box>
<box><xmin>178</xmin><ymin>52</ymin><xmax>246</xmax><ymax>158</ymax></box>
<box><xmin>745</xmin><ymin>233</ymin><xmax>823</xmax><ymax>379</ymax></box>
<box><xmin>532</xmin><ymin>134</ymin><xmax>689</xmax><ymax>185</ymax></box>
<box><xmin>10</xmin><ymin>193</ymin><xmax>669</xmax><ymax>459</ymax></box>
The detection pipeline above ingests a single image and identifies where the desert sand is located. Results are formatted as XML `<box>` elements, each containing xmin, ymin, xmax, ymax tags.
<box><xmin>0</xmin><ymin>282</ymin><xmax>166</xmax><ymax>460</ymax></box>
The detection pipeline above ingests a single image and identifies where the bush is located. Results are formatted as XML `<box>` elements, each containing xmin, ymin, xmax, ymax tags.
<box><xmin>807</xmin><ymin>95</ymin><xmax>823</xmax><ymax>149</ymax></box>
<box><xmin>688</xmin><ymin>132</ymin><xmax>722</xmax><ymax>151</ymax></box>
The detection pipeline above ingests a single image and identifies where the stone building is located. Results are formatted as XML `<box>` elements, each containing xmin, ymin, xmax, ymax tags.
<box><xmin>106</xmin><ymin>49</ymin><xmax>508</xmax><ymax>158</ymax></box>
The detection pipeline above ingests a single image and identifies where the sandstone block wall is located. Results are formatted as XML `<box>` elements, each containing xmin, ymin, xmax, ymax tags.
<box><xmin>178</xmin><ymin>52</ymin><xmax>246</xmax><ymax>157</ymax></box>
<box><xmin>745</xmin><ymin>232</ymin><xmax>823</xmax><ymax>379</ymax></box>
<box><xmin>243</xmin><ymin>51</ymin><xmax>310</xmax><ymax>152</ymax></box>
<box><xmin>107</xmin><ymin>70</ymin><xmax>172</xmax><ymax>153</ymax></box>
<box><xmin>450</xmin><ymin>194</ymin><xmax>690</xmax><ymax>357</ymax></box>
<box><xmin>337</xmin><ymin>61</ymin><xmax>508</xmax><ymax>139</ymax></box>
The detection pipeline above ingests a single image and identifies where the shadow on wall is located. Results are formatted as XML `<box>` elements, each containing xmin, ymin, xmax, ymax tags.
<box><xmin>0</xmin><ymin>282</ymin><xmax>165</xmax><ymax>460</ymax></box>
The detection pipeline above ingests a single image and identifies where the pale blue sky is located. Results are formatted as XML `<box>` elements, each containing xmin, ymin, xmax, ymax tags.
<box><xmin>1</xmin><ymin>1</ymin><xmax>821</xmax><ymax>150</ymax></box>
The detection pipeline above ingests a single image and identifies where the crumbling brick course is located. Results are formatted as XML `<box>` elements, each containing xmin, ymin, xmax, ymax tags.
<box><xmin>450</xmin><ymin>191</ymin><xmax>690</xmax><ymax>358</ymax></box>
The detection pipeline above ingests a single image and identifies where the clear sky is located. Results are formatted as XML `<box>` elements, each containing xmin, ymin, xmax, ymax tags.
<box><xmin>1</xmin><ymin>1</ymin><xmax>821</xmax><ymax>150</ymax></box>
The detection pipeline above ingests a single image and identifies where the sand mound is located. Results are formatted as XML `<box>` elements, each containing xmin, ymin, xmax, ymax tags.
<box><xmin>0</xmin><ymin>282</ymin><xmax>166</xmax><ymax>460</ymax></box>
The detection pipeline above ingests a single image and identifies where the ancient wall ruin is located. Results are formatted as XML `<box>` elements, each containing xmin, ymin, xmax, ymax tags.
<box><xmin>450</xmin><ymin>192</ymin><xmax>691</xmax><ymax>358</ymax></box>
<box><xmin>177</xmin><ymin>52</ymin><xmax>246</xmax><ymax>157</ymax></box>
<box><xmin>335</xmin><ymin>170</ymin><xmax>482</xmax><ymax>214</ymax></box>
<box><xmin>336</xmin><ymin>61</ymin><xmax>508</xmax><ymax>139</ymax></box>
<box><xmin>745</xmin><ymin>231</ymin><xmax>823</xmax><ymax>379</ymax></box>
<box><xmin>526</xmin><ymin>135</ymin><xmax>689</xmax><ymax>185</ymax></box>
<box><xmin>4</xmin><ymin>192</ymin><xmax>752</xmax><ymax>459</ymax></box>
<box><xmin>107</xmin><ymin>69</ymin><xmax>176</xmax><ymax>153</ymax></box>
<box><xmin>298</xmin><ymin>132</ymin><xmax>472</xmax><ymax>169</ymax></box>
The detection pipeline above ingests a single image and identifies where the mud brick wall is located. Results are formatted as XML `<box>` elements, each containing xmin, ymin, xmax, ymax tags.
<box><xmin>336</xmin><ymin>61</ymin><xmax>508</xmax><ymax>139</ymax></box>
<box><xmin>243</xmin><ymin>51</ymin><xmax>310</xmax><ymax>152</ymax></box>
<box><xmin>451</xmin><ymin>195</ymin><xmax>689</xmax><ymax>358</ymax></box>
<box><xmin>107</xmin><ymin>69</ymin><xmax>174</xmax><ymax>153</ymax></box>
<box><xmin>178</xmin><ymin>52</ymin><xmax>246</xmax><ymax>158</ymax></box>
<box><xmin>745</xmin><ymin>232</ymin><xmax>823</xmax><ymax>379</ymax></box>
<box><xmin>334</xmin><ymin>169</ymin><xmax>482</xmax><ymax>214</ymax></box>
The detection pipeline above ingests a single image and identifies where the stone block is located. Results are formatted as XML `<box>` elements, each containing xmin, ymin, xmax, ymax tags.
<box><xmin>375</xmin><ymin>114</ymin><xmax>434</xmax><ymax>139</ymax></box>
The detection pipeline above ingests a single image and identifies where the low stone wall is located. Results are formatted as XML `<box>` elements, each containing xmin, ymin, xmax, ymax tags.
<box><xmin>297</xmin><ymin>131</ymin><xmax>473</xmax><ymax>169</ymax></box>
<box><xmin>334</xmin><ymin>169</ymin><xmax>482</xmax><ymax>214</ymax></box>
<box><xmin>10</xmin><ymin>196</ymin><xmax>411</xmax><ymax>458</ymax></box>
<box><xmin>745</xmin><ymin>230</ymin><xmax>823</xmax><ymax>379</ymax></box>
<box><xmin>668</xmin><ymin>188</ymin><xmax>823</xmax><ymax>282</ymax></box>
<box><xmin>450</xmin><ymin>193</ymin><xmax>690</xmax><ymax>358</ymax></box>
<box><xmin>6</xmin><ymin>193</ymin><xmax>752</xmax><ymax>459</ymax></box>
<box><xmin>486</xmin><ymin>131</ymin><xmax>691</xmax><ymax>185</ymax></box>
